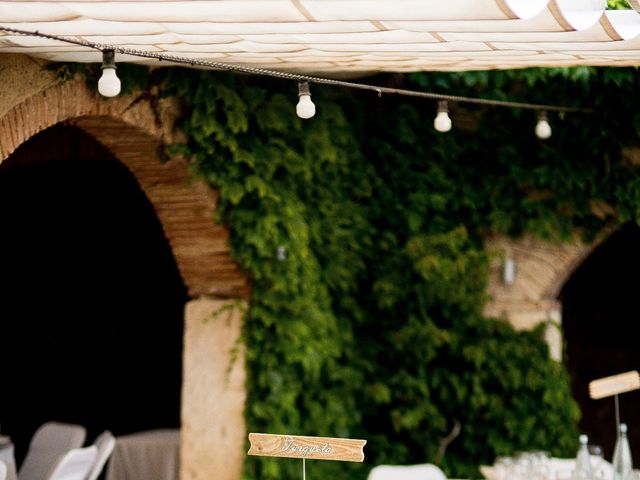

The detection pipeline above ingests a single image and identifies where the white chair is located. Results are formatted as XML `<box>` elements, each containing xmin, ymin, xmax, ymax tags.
<box><xmin>1</xmin><ymin>443</ymin><xmax>18</xmax><ymax>480</ymax></box>
<box><xmin>19</xmin><ymin>422</ymin><xmax>86</xmax><ymax>480</ymax></box>
<box><xmin>47</xmin><ymin>446</ymin><xmax>97</xmax><ymax>480</ymax></box>
<box><xmin>368</xmin><ymin>464</ymin><xmax>448</xmax><ymax>480</ymax></box>
<box><xmin>86</xmin><ymin>432</ymin><xmax>115</xmax><ymax>480</ymax></box>
<box><xmin>0</xmin><ymin>460</ymin><xmax>7</xmax><ymax>480</ymax></box>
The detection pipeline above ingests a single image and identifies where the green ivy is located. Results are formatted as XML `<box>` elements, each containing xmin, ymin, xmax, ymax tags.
<box><xmin>608</xmin><ymin>0</ymin><xmax>631</xmax><ymax>9</ymax></box>
<box><xmin>65</xmin><ymin>64</ymin><xmax>640</xmax><ymax>479</ymax></box>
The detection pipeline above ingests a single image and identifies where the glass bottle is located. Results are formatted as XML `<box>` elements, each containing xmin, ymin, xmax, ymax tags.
<box><xmin>613</xmin><ymin>423</ymin><xmax>633</xmax><ymax>480</ymax></box>
<box><xmin>573</xmin><ymin>434</ymin><xmax>592</xmax><ymax>480</ymax></box>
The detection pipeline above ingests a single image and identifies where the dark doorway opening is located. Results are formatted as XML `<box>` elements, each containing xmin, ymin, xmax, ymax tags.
<box><xmin>560</xmin><ymin>222</ymin><xmax>640</xmax><ymax>460</ymax></box>
<box><xmin>0</xmin><ymin>124</ymin><xmax>188</xmax><ymax>464</ymax></box>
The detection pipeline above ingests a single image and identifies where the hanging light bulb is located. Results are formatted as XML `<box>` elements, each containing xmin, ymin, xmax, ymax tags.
<box><xmin>535</xmin><ymin>111</ymin><xmax>552</xmax><ymax>139</ymax></box>
<box><xmin>98</xmin><ymin>49</ymin><xmax>121</xmax><ymax>98</ymax></box>
<box><xmin>296</xmin><ymin>81</ymin><xmax>316</xmax><ymax>119</ymax></box>
<box><xmin>433</xmin><ymin>100</ymin><xmax>452</xmax><ymax>133</ymax></box>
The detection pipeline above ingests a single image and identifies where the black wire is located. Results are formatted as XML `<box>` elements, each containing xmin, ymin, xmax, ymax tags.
<box><xmin>0</xmin><ymin>26</ymin><xmax>592</xmax><ymax>113</ymax></box>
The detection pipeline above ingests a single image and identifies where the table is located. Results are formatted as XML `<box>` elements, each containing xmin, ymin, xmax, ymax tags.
<box><xmin>105</xmin><ymin>429</ymin><xmax>180</xmax><ymax>480</ymax></box>
<box><xmin>0</xmin><ymin>437</ymin><xmax>18</xmax><ymax>480</ymax></box>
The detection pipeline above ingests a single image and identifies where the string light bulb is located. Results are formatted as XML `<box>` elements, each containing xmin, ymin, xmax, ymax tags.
<box><xmin>98</xmin><ymin>49</ymin><xmax>121</xmax><ymax>97</ymax></box>
<box><xmin>296</xmin><ymin>81</ymin><xmax>316</xmax><ymax>119</ymax></box>
<box><xmin>535</xmin><ymin>111</ymin><xmax>552</xmax><ymax>139</ymax></box>
<box><xmin>0</xmin><ymin>27</ymin><xmax>592</xmax><ymax>118</ymax></box>
<box><xmin>434</xmin><ymin>101</ymin><xmax>452</xmax><ymax>133</ymax></box>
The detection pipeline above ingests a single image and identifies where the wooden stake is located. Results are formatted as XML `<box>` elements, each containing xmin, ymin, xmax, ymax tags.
<box><xmin>615</xmin><ymin>394</ymin><xmax>621</xmax><ymax>436</ymax></box>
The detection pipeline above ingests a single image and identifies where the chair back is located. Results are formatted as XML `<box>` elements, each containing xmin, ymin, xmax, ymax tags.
<box><xmin>367</xmin><ymin>464</ymin><xmax>447</xmax><ymax>480</ymax></box>
<box><xmin>19</xmin><ymin>422</ymin><xmax>86</xmax><ymax>480</ymax></box>
<box><xmin>0</xmin><ymin>460</ymin><xmax>7</xmax><ymax>480</ymax></box>
<box><xmin>86</xmin><ymin>432</ymin><xmax>115</xmax><ymax>480</ymax></box>
<box><xmin>47</xmin><ymin>446</ymin><xmax>97</xmax><ymax>480</ymax></box>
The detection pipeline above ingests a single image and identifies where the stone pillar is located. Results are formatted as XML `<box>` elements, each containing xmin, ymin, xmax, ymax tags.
<box><xmin>181</xmin><ymin>298</ymin><xmax>247</xmax><ymax>480</ymax></box>
<box><xmin>544</xmin><ymin>308</ymin><xmax>563</xmax><ymax>362</ymax></box>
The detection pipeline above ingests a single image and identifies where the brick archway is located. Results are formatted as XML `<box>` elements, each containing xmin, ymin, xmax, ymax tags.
<box><xmin>484</xmin><ymin>234</ymin><xmax>596</xmax><ymax>321</ymax></box>
<box><xmin>0</xmin><ymin>74</ymin><xmax>249</xmax><ymax>480</ymax></box>
<box><xmin>483</xmin><ymin>233</ymin><xmax>603</xmax><ymax>360</ymax></box>
<box><xmin>0</xmin><ymin>78</ymin><xmax>249</xmax><ymax>299</ymax></box>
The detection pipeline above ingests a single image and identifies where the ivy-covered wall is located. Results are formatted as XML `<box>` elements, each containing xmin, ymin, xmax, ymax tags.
<box><xmin>157</xmin><ymin>67</ymin><xmax>640</xmax><ymax>479</ymax></box>
<box><xmin>74</xmin><ymin>64</ymin><xmax>640</xmax><ymax>479</ymax></box>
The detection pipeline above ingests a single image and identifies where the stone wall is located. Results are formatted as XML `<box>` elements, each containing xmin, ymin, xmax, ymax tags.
<box><xmin>0</xmin><ymin>54</ymin><xmax>58</xmax><ymax>119</ymax></box>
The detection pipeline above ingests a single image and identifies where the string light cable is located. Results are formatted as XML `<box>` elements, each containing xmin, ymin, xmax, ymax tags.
<box><xmin>0</xmin><ymin>26</ymin><xmax>592</xmax><ymax>130</ymax></box>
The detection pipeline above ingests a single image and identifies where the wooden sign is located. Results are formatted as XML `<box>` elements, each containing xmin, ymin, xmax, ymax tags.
<box><xmin>247</xmin><ymin>433</ymin><xmax>366</xmax><ymax>462</ymax></box>
<box><xmin>589</xmin><ymin>370</ymin><xmax>640</xmax><ymax>399</ymax></box>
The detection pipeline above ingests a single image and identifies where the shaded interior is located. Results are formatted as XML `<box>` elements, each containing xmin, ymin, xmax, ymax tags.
<box><xmin>0</xmin><ymin>124</ymin><xmax>188</xmax><ymax>463</ymax></box>
<box><xmin>561</xmin><ymin>222</ymin><xmax>640</xmax><ymax>460</ymax></box>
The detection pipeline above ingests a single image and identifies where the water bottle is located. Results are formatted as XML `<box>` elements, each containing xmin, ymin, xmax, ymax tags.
<box><xmin>573</xmin><ymin>434</ymin><xmax>592</xmax><ymax>480</ymax></box>
<box><xmin>613</xmin><ymin>423</ymin><xmax>633</xmax><ymax>480</ymax></box>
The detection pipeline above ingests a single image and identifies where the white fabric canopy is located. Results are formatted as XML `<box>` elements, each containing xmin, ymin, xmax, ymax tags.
<box><xmin>1</xmin><ymin>0</ymin><xmax>640</xmax><ymax>73</ymax></box>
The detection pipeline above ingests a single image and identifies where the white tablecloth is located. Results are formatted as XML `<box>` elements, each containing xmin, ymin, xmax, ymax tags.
<box><xmin>480</xmin><ymin>457</ymin><xmax>614</xmax><ymax>480</ymax></box>
<box><xmin>0</xmin><ymin>439</ymin><xmax>18</xmax><ymax>480</ymax></box>
<box><xmin>105</xmin><ymin>430</ymin><xmax>180</xmax><ymax>480</ymax></box>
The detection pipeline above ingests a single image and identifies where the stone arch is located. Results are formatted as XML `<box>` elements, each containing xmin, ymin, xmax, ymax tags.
<box><xmin>483</xmin><ymin>233</ymin><xmax>601</xmax><ymax>360</ymax></box>
<box><xmin>0</xmin><ymin>72</ymin><xmax>249</xmax><ymax>480</ymax></box>
<box><xmin>484</xmin><ymin>234</ymin><xmax>595</xmax><ymax>322</ymax></box>
<box><xmin>540</xmin><ymin>240</ymin><xmax>605</xmax><ymax>301</ymax></box>
<box><xmin>0</xmin><ymin>77</ymin><xmax>249</xmax><ymax>299</ymax></box>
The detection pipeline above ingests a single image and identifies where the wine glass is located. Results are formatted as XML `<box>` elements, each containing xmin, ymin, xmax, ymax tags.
<box><xmin>494</xmin><ymin>456</ymin><xmax>512</xmax><ymax>480</ymax></box>
<box><xmin>588</xmin><ymin>444</ymin><xmax>604</xmax><ymax>478</ymax></box>
<box><xmin>531</xmin><ymin>451</ymin><xmax>551</xmax><ymax>480</ymax></box>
